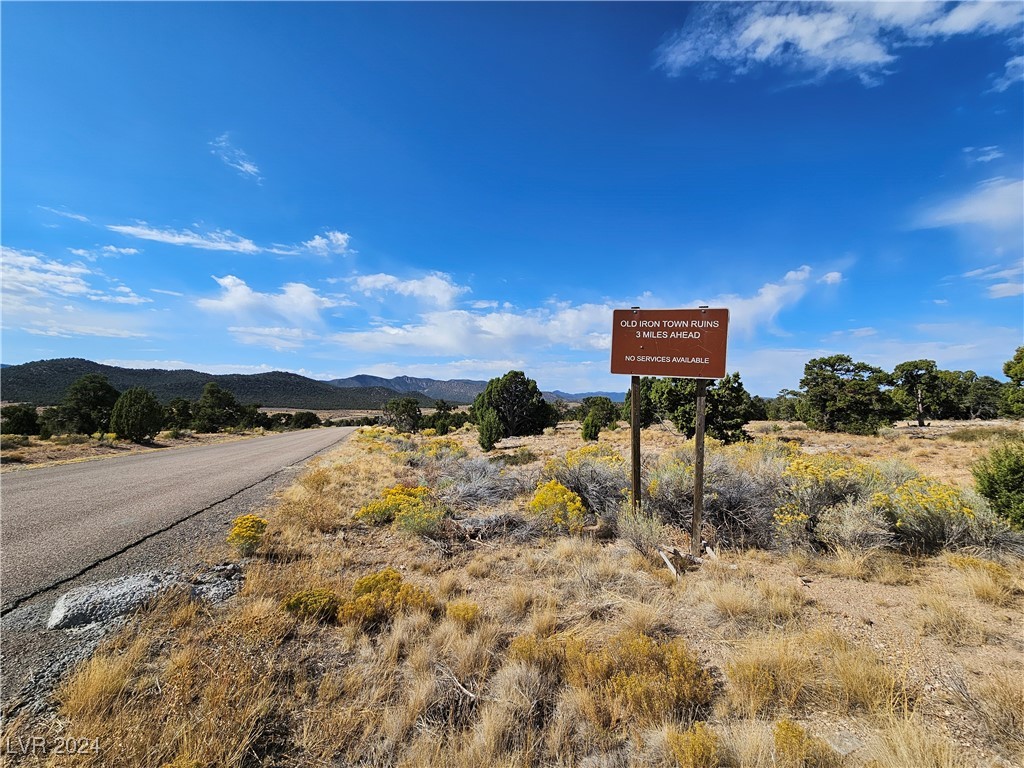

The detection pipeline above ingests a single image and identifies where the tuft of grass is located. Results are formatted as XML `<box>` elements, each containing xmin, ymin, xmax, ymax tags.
<box><xmin>918</xmin><ymin>592</ymin><xmax>988</xmax><ymax>645</ymax></box>
<box><xmin>864</xmin><ymin>717</ymin><xmax>969</xmax><ymax>768</ymax></box>
<box><xmin>951</xmin><ymin>671</ymin><xmax>1024</xmax><ymax>758</ymax></box>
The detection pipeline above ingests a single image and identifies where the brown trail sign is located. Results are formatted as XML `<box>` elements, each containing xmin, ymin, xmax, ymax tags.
<box><xmin>611</xmin><ymin>307</ymin><xmax>730</xmax><ymax>559</ymax></box>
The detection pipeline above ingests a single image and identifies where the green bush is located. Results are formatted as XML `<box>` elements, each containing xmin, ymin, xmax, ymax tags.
<box><xmin>581</xmin><ymin>411</ymin><xmax>600</xmax><ymax>441</ymax></box>
<box><xmin>973</xmin><ymin>441</ymin><xmax>1024</xmax><ymax>529</ymax></box>
<box><xmin>0</xmin><ymin>403</ymin><xmax>40</xmax><ymax>435</ymax></box>
<box><xmin>110</xmin><ymin>387</ymin><xmax>164</xmax><ymax>443</ymax></box>
<box><xmin>477</xmin><ymin>407</ymin><xmax>503</xmax><ymax>452</ymax></box>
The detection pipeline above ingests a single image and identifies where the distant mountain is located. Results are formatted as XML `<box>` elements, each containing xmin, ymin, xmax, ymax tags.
<box><xmin>547</xmin><ymin>390</ymin><xmax>626</xmax><ymax>404</ymax></box>
<box><xmin>329</xmin><ymin>374</ymin><xmax>488</xmax><ymax>404</ymax></box>
<box><xmin>0</xmin><ymin>359</ymin><xmax>433</xmax><ymax>410</ymax></box>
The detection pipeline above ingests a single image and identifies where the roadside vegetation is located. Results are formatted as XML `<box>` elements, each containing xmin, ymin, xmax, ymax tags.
<box><xmin>2</xmin><ymin>350</ymin><xmax>1023</xmax><ymax>765</ymax></box>
<box><xmin>6</xmin><ymin>409</ymin><xmax>1022</xmax><ymax>766</ymax></box>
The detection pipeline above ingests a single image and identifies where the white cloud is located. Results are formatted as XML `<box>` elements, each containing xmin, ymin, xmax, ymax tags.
<box><xmin>333</xmin><ymin>266</ymin><xmax>821</xmax><ymax>356</ymax></box>
<box><xmin>38</xmin><ymin>205</ymin><xmax>89</xmax><ymax>222</ymax></box>
<box><xmin>102</xmin><ymin>245</ymin><xmax>140</xmax><ymax>256</ymax></box>
<box><xmin>349</xmin><ymin>271</ymin><xmax>470</xmax><ymax>308</ymax></box>
<box><xmin>227</xmin><ymin>326</ymin><xmax>318</xmax><ymax>351</ymax></box>
<box><xmin>963</xmin><ymin>145</ymin><xmax>1005</xmax><ymax>164</ymax></box>
<box><xmin>917</xmin><ymin>177</ymin><xmax>1024</xmax><ymax>231</ymax></box>
<box><xmin>302</xmin><ymin>230</ymin><xmax>351</xmax><ymax>256</ymax></box>
<box><xmin>990</xmin><ymin>54</ymin><xmax>1024</xmax><ymax>92</ymax></box>
<box><xmin>704</xmin><ymin>265</ymin><xmax>813</xmax><ymax>336</ymax></box>
<box><xmin>962</xmin><ymin>262</ymin><xmax>1024</xmax><ymax>298</ymax></box>
<box><xmin>151</xmin><ymin>288</ymin><xmax>184</xmax><ymax>297</ymax></box>
<box><xmin>1</xmin><ymin>247</ymin><xmax>95</xmax><ymax>301</ymax></box>
<box><xmin>108</xmin><ymin>222</ymin><xmax>261</xmax><ymax>253</ymax></box>
<box><xmin>23</xmin><ymin>322</ymin><xmax>146</xmax><ymax>339</ymax></box>
<box><xmin>196</xmin><ymin>274</ymin><xmax>339</xmax><ymax>328</ymax></box>
<box><xmin>818</xmin><ymin>271</ymin><xmax>843</xmax><ymax>285</ymax></box>
<box><xmin>656</xmin><ymin>2</ymin><xmax>1023</xmax><ymax>86</ymax></box>
<box><xmin>210</xmin><ymin>133</ymin><xmax>262</xmax><ymax>182</ymax></box>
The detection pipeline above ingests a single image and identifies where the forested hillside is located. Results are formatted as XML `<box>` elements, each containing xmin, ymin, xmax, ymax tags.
<box><xmin>0</xmin><ymin>359</ymin><xmax>433</xmax><ymax>409</ymax></box>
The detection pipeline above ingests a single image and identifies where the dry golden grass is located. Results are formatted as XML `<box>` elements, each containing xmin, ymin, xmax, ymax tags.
<box><xmin>12</xmin><ymin>421</ymin><xmax>1022</xmax><ymax>768</ymax></box>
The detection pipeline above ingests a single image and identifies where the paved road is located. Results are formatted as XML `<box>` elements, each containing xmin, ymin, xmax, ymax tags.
<box><xmin>0</xmin><ymin>427</ymin><xmax>353</xmax><ymax>613</ymax></box>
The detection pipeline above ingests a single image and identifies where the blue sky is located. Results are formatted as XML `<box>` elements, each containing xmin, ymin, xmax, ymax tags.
<box><xmin>2</xmin><ymin>1</ymin><xmax>1022</xmax><ymax>397</ymax></box>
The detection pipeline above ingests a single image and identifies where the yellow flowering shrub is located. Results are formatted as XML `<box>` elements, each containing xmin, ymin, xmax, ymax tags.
<box><xmin>528</xmin><ymin>479</ymin><xmax>586</xmax><ymax>534</ymax></box>
<box><xmin>666</xmin><ymin>721</ymin><xmax>720</xmax><ymax>768</ymax></box>
<box><xmin>226</xmin><ymin>513</ymin><xmax>267</xmax><ymax>556</ymax></box>
<box><xmin>336</xmin><ymin>567</ymin><xmax>439</xmax><ymax>630</ymax></box>
<box><xmin>281</xmin><ymin>587</ymin><xmax>342</xmax><ymax>622</ymax></box>
<box><xmin>564</xmin><ymin>443</ymin><xmax>624</xmax><ymax>468</ymax></box>
<box><xmin>772</xmin><ymin>719</ymin><xmax>840</xmax><ymax>768</ymax></box>
<box><xmin>421</xmin><ymin>437</ymin><xmax>468</xmax><ymax>461</ymax></box>
<box><xmin>445</xmin><ymin>598</ymin><xmax>482</xmax><ymax>630</ymax></box>
<box><xmin>871</xmin><ymin>477</ymin><xmax>977</xmax><ymax>553</ymax></box>
<box><xmin>354</xmin><ymin>484</ymin><xmax>446</xmax><ymax>535</ymax></box>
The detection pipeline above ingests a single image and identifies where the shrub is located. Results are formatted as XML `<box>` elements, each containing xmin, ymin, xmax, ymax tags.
<box><xmin>666</xmin><ymin>721</ymin><xmax>720</xmax><ymax>768</ymax></box>
<box><xmin>581</xmin><ymin>412</ymin><xmax>600</xmax><ymax>441</ymax></box>
<box><xmin>772</xmin><ymin>719</ymin><xmax>840</xmax><ymax>768</ymax></box>
<box><xmin>110</xmin><ymin>387</ymin><xmax>164</xmax><ymax>443</ymax></box>
<box><xmin>226</xmin><ymin>514</ymin><xmax>268</xmax><ymax>556</ymax></box>
<box><xmin>545</xmin><ymin>444</ymin><xmax>627</xmax><ymax>522</ymax></box>
<box><xmin>354</xmin><ymin>485</ymin><xmax>433</xmax><ymax>526</ymax></box>
<box><xmin>1</xmin><ymin>403</ymin><xmax>40</xmax><ymax>435</ymax></box>
<box><xmin>336</xmin><ymin>568</ymin><xmax>438</xmax><ymax>631</ymax></box>
<box><xmin>477</xmin><ymin>408</ymin><xmax>503</xmax><ymax>451</ymax></box>
<box><xmin>871</xmin><ymin>477</ymin><xmax>977</xmax><ymax>554</ymax></box>
<box><xmin>528</xmin><ymin>479</ymin><xmax>586</xmax><ymax>534</ymax></box>
<box><xmin>434</xmin><ymin>457</ymin><xmax>526</xmax><ymax>510</ymax></box>
<box><xmin>446</xmin><ymin>599</ymin><xmax>482</xmax><ymax>630</ymax></box>
<box><xmin>281</xmin><ymin>587</ymin><xmax>342</xmax><ymax>622</ymax></box>
<box><xmin>973</xmin><ymin>440</ymin><xmax>1024</xmax><ymax>529</ymax></box>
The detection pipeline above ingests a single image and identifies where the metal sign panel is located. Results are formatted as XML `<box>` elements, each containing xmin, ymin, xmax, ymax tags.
<box><xmin>610</xmin><ymin>307</ymin><xmax>729</xmax><ymax>379</ymax></box>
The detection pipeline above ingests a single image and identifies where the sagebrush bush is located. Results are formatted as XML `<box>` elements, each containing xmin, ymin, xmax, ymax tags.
<box><xmin>544</xmin><ymin>444</ymin><xmax>627</xmax><ymax>522</ymax></box>
<box><xmin>226</xmin><ymin>514</ymin><xmax>268</xmax><ymax>556</ymax></box>
<box><xmin>434</xmin><ymin>457</ymin><xmax>526</xmax><ymax>510</ymax></box>
<box><xmin>973</xmin><ymin>440</ymin><xmax>1024</xmax><ymax>529</ymax></box>
<box><xmin>527</xmin><ymin>479</ymin><xmax>586</xmax><ymax>534</ymax></box>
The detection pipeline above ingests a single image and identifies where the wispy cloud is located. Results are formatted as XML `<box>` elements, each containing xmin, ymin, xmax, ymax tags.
<box><xmin>108</xmin><ymin>222</ymin><xmax>261</xmax><ymax>253</ymax></box>
<box><xmin>107</xmin><ymin>220</ymin><xmax>351</xmax><ymax>258</ymax></box>
<box><xmin>818</xmin><ymin>271</ymin><xmax>843</xmax><ymax>285</ymax></box>
<box><xmin>226</xmin><ymin>326</ymin><xmax>319</xmax><ymax>351</ymax></box>
<box><xmin>349</xmin><ymin>271</ymin><xmax>470</xmax><ymax>308</ymax></box>
<box><xmin>150</xmin><ymin>288</ymin><xmax>185</xmax><ymax>297</ymax></box>
<box><xmin>963</xmin><ymin>145</ymin><xmax>1005</xmax><ymax>164</ymax></box>
<box><xmin>916</xmin><ymin>177</ymin><xmax>1024</xmax><ymax>232</ymax></box>
<box><xmin>962</xmin><ymin>263</ymin><xmax>1024</xmax><ymax>299</ymax></box>
<box><xmin>210</xmin><ymin>132</ymin><xmax>263</xmax><ymax>183</ymax></box>
<box><xmin>38</xmin><ymin>205</ymin><xmax>90</xmax><ymax>222</ymax></box>
<box><xmin>656</xmin><ymin>2</ymin><xmax>1023</xmax><ymax>86</ymax></box>
<box><xmin>990</xmin><ymin>54</ymin><xmax>1024</xmax><ymax>92</ymax></box>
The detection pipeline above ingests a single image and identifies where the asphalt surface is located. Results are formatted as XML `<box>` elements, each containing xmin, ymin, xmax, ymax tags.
<box><xmin>1</xmin><ymin>427</ymin><xmax>353</xmax><ymax>614</ymax></box>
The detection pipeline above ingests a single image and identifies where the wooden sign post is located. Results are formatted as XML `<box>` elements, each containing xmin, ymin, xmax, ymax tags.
<box><xmin>611</xmin><ymin>307</ymin><xmax>729</xmax><ymax>558</ymax></box>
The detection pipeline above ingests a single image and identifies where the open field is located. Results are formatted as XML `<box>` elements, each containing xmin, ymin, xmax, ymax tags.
<box><xmin>3</xmin><ymin>419</ymin><xmax>1022</xmax><ymax>767</ymax></box>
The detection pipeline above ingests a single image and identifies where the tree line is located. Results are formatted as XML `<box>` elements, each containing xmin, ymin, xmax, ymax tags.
<box><xmin>0</xmin><ymin>374</ymin><xmax>326</xmax><ymax>442</ymax></box>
